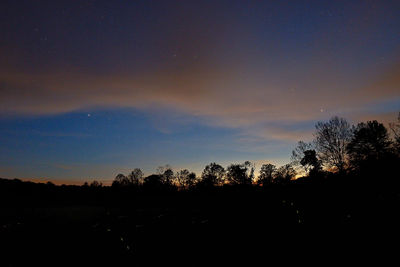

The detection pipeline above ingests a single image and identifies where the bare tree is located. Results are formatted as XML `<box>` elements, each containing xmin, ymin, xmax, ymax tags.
<box><xmin>314</xmin><ymin>116</ymin><xmax>352</xmax><ymax>172</ymax></box>
<box><xmin>389</xmin><ymin>112</ymin><xmax>400</xmax><ymax>153</ymax></box>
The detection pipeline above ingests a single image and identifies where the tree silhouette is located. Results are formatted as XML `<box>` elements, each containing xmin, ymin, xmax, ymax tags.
<box><xmin>4</xmin><ymin>113</ymin><xmax>400</xmax><ymax>267</ymax></box>
<box><xmin>257</xmin><ymin>163</ymin><xmax>276</xmax><ymax>186</ymax></box>
<box><xmin>274</xmin><ymin>164</ymin><xmax>296</xmax><ymax>184</ymax></box>
<box><xmin>226</xmin><ymin>161</ymin><xmax>255</xmax><ymax>186</ymax></box>
<box><xmin>314</xmin><ymin>116</ymin><xmax>352</xmax><ymax>172</ymax></box>
<box><xmin>300</xmin><ymin>150</ymin><xmax>322</xmax><ymax>175</ymax></box>
<box><xmin>128</xmin><ymin>168</ymin><xmax>144</xmax><ymax>186</ymax></box>
<box><xmin>389</xmin><ymin>112</ymin><xmax>400</xmax><ymax>153</ymax></box>
<box><xmin>347</xmin><ymin>120</ymin><xmax>392</xmax><ymax>169</ymax></box>
<box><xmin>112</xmin><ymin>173</ymin><xmax>130</xmax><ymax>187</ymax></box>
<box><xmin>143</xmin><ymin>174</ymin><xmax>163</xmax><ymax>190</ymax></box>
<box><xmin>176</xmin><ymin>169</ymin><xmax>197</xmax><ymax>190</ymax></box>
<box><xmin>157</xmin><ymin>165</ymin><xmax>175</xmax><ymax>185</ymax></box>
<box><xmin>186</xmin><ymin>172</ymin><xmax>197</xmax><ymax>189</ymax></box>
<box><xmin>176</xmin><ymin>169</ymin><xmax>189</xmax><ymax>188</ymax></box>
<box><xmin>200</xmin><ymin>162</ymin><xmax>225</xmax><ymax>187</ymax></box>
<box><xmin>89</xmin><ymin>180</ymin><xmax>103</xmax><ymax>187</ymax></box>
<box><xmin>291</xmin><ymin>141</ymin><xmax>315</xmax><ymax>174</ymax></box>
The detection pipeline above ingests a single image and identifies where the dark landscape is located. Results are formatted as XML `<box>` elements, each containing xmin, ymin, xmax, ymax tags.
<box><xmin>1</xmin><ymin>1</ymin><xmax>400</xmax><ymax>266</ymax></box>
<box><xmin>2</xmin><ymin>115</ymin><xmax>400</xmax><ymax>265</ymax></box>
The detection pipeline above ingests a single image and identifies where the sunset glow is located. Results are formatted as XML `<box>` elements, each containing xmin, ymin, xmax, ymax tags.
<box><xmin>1</xmin><ymin>1</ymin><xmax>399</xmax><ymax>183</ymax></box>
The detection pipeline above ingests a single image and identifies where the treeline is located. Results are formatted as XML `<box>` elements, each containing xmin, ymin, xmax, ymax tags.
<box><xmin>2</xmin><ymin>114</ymin><xmax>400</xmax><ymax>267</ymax></box>
<box><xmin>2</xmin><ymin>112</ymin><xmax>399</xmax><ymax>193</ymax></box>
<box><xmin>101</xmin><ymin>112</ymin><xmax>400</xmax><ymax>191</ymax></box>
<box><xmin>107</xmin><ymin>161</ymin><xmax>297</xmax><ymax>191</ymax></box>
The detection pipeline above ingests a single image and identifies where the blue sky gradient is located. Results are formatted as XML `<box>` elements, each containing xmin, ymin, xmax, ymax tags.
<box><xmin>0</xmin><ymin>1</ymin><xmax>399</xmax><ymax>183</ymax></box>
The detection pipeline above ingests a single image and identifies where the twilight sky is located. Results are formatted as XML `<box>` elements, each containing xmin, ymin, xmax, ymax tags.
<box><xmin>1</xmin><ymin>0</ymin><xmax>399</xmax><ymax>184</ymax></box>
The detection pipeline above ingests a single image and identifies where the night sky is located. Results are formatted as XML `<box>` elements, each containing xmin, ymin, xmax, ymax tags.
<box><xmin>1</xmin><ymin>0</ymin><xmax>399</xmax><ymax>184</ymax></box>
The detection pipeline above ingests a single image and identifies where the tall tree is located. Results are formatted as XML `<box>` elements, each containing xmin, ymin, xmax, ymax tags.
<box><xmin>186</xmin><ymin>172</ymin><xmax>197</xmax><ymax>189</ymax></box>
<box><xmin>226</xmin><ymin>161</ymin><xmax>255</xmax><ymax>185</ymax></box>
<box><xmin>257</xmin><ymin>163</ymin><xmax>276</xmax><ymax>186</ymax></box>
<box><xmin>314</xmin><ymin>116</ymin><xmax>352</xmax><ymax>172</ymax></box>
<box><xmin>176</xmin><ymin>169</ymin><xmax>196</xmax><ymax>189</ymax></box>
<box><xmin>291</xmin><ymin>141</ymin><xmax>315</xmax><ymax>174</ymax></box>
<box><xmin>112</xmin><ymin>173</ymin><xmax>130</xmax><ymax>187</ymax></box>
<box><xmin>157</xmin><ymin>165</ymin><xmax>174</xmax><ymax>185</ymax></box>
<box><xmin>389</xmin><ymin>112</ymin><xmax>400</xmax><ymax>153</ymax></box>
<box><xmin>128</xmin><ymin>168</ymin><xmax>144</xmax><ymax>186</ymax></box>
<box><xmin>300</xmin><ymin>150</ymin><xmax>322</xmax><ymax>175</ymax></box>
<box><xmin>201</xmin><ymin>163</ymin><xmax>225</xmax><ymax>187</ymax></box>
<box><xmin>274</xmin><ymin>164</ymin><xmax>296</xmax><ymax>184</ymax></box>
<box><xmin>347</xmin><ymin>120</ymin><xmax>392</xmax><ymax>168</ymax></box>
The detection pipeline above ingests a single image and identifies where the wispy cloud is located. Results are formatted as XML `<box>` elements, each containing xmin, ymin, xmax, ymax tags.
<box><xmin>1</xmin><ymin>59</ymin><xmax>399</xmax><ymax>143</ymax></box>
<box><xmin>1</xmin><ymin>0</ymin><xmax>399</xmax><ymax>143</ymax></box>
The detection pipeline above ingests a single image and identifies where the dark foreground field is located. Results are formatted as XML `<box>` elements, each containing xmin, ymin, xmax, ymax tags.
<box><xmin>1</xmin><ymin>177</ymin><xmax>400</xmax><ymax>266</ymax></box>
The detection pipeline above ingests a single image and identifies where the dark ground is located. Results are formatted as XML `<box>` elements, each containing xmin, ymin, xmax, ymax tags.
<box><xmin>1</xmin><ymin>177</ymin><xmax>400</xmax><ymax>266</ymax></box>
